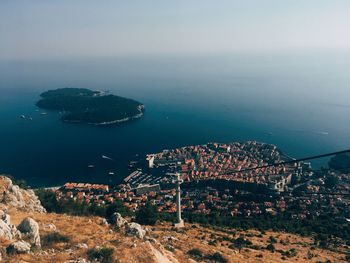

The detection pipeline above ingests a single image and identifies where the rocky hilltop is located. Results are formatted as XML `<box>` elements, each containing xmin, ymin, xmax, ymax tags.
<box><xmin>0</xmin><ymin>176</ymin><xmax>45</xmax><ymax>260</ymax></box>
<box><xmin>0</xmin><ymin>175</ymin><xmax>180</xmax><ymax>262</ymax></box>
<box><xmin>0</xmin><ymin>175</ymin><xmax>347</xmax><ymax>263</ymax></box>
<box><xmin>0</xmin><ymin>176</ymin><xmax>45</xmax><ymax>213</ymax></box>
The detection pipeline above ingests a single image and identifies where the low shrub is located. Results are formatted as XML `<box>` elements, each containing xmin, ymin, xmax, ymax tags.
<box><xmin>41</xmin><ymin>232</ymin><xmax>70</xmax><ymax>247</ymax></box>
<box><xmin>229</xmin><ymin>236</ymin><xmax>252</xmax><ymax>252</ymax></box>
<box><xmin>266</xmin><ymin>243</ymin><xmax>275</xmax><ymax>252</ymax></box>
<box><xmin>87</xmin><ymin>247</ymin><xmax>114</xmax><ymax>263</ymax></box>
<box><xmin>187</xmin><ymin>248</ymin><xmax>203</xmax><ymax>259</ymax></box>
<box><xmin>208</xmin><ymin>239</ymin><xmax>217</xmax><ymax>246</ymax></box>
<box><xmin>280</xmin><ymin>248</ymin><xmax>297</xmax><ymax>258</ymax></box>
<box><xmin>205</xmin><ymin>252</ymin><xmax>229</xmax><ymax>263</ymax></box>
<box><xmin>269</xmin><ymin>236</ymin><xmax>277</xmax><ymax>244</ymax></box>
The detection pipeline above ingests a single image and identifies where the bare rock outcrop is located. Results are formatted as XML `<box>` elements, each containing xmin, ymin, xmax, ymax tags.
<box><xmin>44</xmin><ymin>223</ymin><xmax>57</xmax><ymax>232</ymax></box>
<box><xmin>0</xmin><ymin>176</ymin><xmax>46</xmax><ymax>213</ymax></box>
<box><xmin>74</xmin><ymin>243</ymin><xmax>88</xmax><ymax>249</ymax></box>
<box><xmin>17</xmin><ymin>217</ymin><xmax>41</xmax><ymax>248</ymax></box>
<box><xmin>0</xmin><ymin>219</ymin><xmax>15</xmax><ymax>240</ymax></box>
<box><xmin>125</xmin><ymin>222</ymin><xmax>146</xmax><ymax>239</ymax></box>
<box><xmin>6</xmin><ymin>240</ymin><xmax>31</xmax><ymax>254</ymax></box>
<box><xmin>0</xmin><ymin>210</ymin><xmax>21</xmax><ymax>240</ymax></box>
<box><xmin>0</xmin><ymin>177</ymin><xmax>44</xmax><ymax>258</ymax></box>
<box><xmin>65</xmin><ymin>259</ymin><xmax>90</xmax><ymax>263</ymax></box>
<box><xmin>147</xmin><ymin>242</ymin><xmax>179</xmax><ymax>263</ymax></box>
<box><xmin>108</xmin><ymin>212</ymin><xmax>127</xmax><ymax>228</ymax></box>
<box><xmin>0</xmin><ymin>209</ymin><xmax>11</xmax><ymax>224</ymax></box>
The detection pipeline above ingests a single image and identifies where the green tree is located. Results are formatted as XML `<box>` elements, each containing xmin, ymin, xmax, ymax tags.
<box><xmin>187</xmin><ymin>248</ymin><xmax>203</xmax><ymax>259</ymax></box>
<box><xmin>35</xmin><ymin>189</ymin><xmax>62</xmax><ymax>213</ymax></box>
<box><xmin>135</xmin><ymin>202</ymin><xmax>159</xmax><ymax>225</ymax></box>
<box><xmin>105</xmin><ymin>199</ymin><xmax>129</xmax><ymax>217</ymax></box>
<box><xmin>324</xmin><ymin>175</ymin><xmax>338</xmax><ymax>189</ymax></box>
<box><xmin>329</xmin><ymin>153</ymin><xmax>350</xmax><ymax>172</ymax></box>
<box><xmin>266</xmin><ymin>243</ymin><xmax>275</xmax><ymax>252</ymax></box>
<box><xmin>232</xmin><ymin>237</ymin><xmax>245</xmax><ymax>252</ymax></box>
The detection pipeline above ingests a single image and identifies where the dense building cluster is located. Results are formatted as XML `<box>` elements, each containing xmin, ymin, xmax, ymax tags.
<box><xmin>147</xmin><ymin>141</ymin><xmax>298</xmax><ymax>191</ymax></box>
<box><xmin>52</xmin><ymin>142</ymin><xmax>349</xmax><ymax>229</ymax></box>
<box><xmin>54</xmin><ymin>172</ymin><xmax>349</xmax><ymax>222</ymax></box>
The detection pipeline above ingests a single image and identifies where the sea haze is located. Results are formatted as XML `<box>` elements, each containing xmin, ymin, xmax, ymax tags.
<box><xmin>0</xmin><ymin>52</ymin><xmax>349</xmax><ymax>187</ymax></box>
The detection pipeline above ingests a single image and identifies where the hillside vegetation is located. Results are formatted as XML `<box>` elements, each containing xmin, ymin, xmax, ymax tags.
<box><xmin>1</xmin><ymin>175</ymin><xmax>349</xmax><ymax>262</ymax></box>
<box><xmin>36</xmin><ymin>88</ymin><xmax>144</xmax><ymax>125</ymax></box>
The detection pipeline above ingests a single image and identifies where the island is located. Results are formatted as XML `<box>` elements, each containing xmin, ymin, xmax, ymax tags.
<box><xmin>36</xmin><ymin>88</ymin><xmax>145</xmax><ymax>125</ymax></box>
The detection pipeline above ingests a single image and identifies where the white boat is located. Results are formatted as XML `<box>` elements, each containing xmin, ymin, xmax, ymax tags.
<box><xmin>102</xmin><ymin>155</ymin><xmax>114</xmax><ymax>161</ymax></box>
<box><xmin>108</xmin><ymin>172</ymin><xmax>115</xmax><ymax>175</ymax></box>
<box><xmin>88</xmin><ymin>165</ymin><xmax>95</xmax><ymax>168</ymax></box>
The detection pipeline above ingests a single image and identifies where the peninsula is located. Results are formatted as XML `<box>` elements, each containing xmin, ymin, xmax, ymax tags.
<box><xmin>36</xmin><ymin>88</ymin><xmax>145</xmax><ymax>125</ymax></box>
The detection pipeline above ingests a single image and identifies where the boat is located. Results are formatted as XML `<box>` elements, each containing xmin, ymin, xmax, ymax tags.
<box><xmin>102</xmin><ymin>155</ymin><xmax>114</xmax><ymax>161</ymax></box>
<box><xmin>40</xmin><ymin>112</ymin><xmax>47</xmax><ymax>115</ymax></box>
<box><xmin>88</xmin><ymin>165</ymin><xmax>95</xmax><ymax>168</ymax></box>
<box><xmin>108</xmin><ymin>172</ymin><xmax>115</xmax><ymax>175</ymax></box>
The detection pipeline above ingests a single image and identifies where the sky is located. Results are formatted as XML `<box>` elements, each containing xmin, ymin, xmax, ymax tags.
<box><xmin>1</xmin><ymin>0</ymin><xmax>350</xmax><ymax>60</ymax></box>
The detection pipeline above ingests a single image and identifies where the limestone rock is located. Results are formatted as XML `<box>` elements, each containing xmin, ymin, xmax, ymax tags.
<box><xmin>17</xmin><ymin>217</ymin><xmax>41</xmax><ymax>247</ymax></box>
<box><xmin>0</xmin><ymin>219</ymin><xmax>14</xmax><ymax>240</ymax></box>
<box><xmin>0</xmin><ymin>209</ymin><xmax>11</xmax><ymax>224</ymax></box>
<box><xmin>125</xmin><ymin>222</ymin><xmax>146</xmax><ymax>239</ymax></box>
<box><xmin>75</xmin><ymin>243</ymin><xmax>88</xmax><ymax>249</ymax></box>
<box><xmin>44</xmin><ymin>223</ymin><xmax>57</xmax><ymax>232</ymax></box>
<box><xmin>10</xmin><ymin>224</ymin><xmax>22</xmax><ymax>239</ymax></box>
<box><xmin>0</xmin><ymin>176</ymin><xmax>46</xmax><ymax>213</ymax></box>
<box><xmin>6</xmin><ymin>241</ymin><xmax>31</xmax><ymax>254</ymax></box>
<box><xmin>0</xmin><ymin>216</ymin><xmax>21</xmax><ymax>241</ymax></box>
<box><xmin>147</xmin><ymin>242</ymin><xmax>180</xmax><ymax>263</ymax></box>
<box><xmin>146</xmin><ymin>237</ymin><xmax>157</xmax><ymax>244</ymax></box>
<box><xmin>65</xmin><ymin>259</ymin><xmax>89</xmax><ymax>263</ymax></box>
<box><xmin>108</xmin><ymin>212</ymin><xmax>127</xmax><ymax>228</ymax></box>
<box><xmin>100</xmin><ymin>218</ymin><xmax>108</xmax><ymax>226</ymax></box>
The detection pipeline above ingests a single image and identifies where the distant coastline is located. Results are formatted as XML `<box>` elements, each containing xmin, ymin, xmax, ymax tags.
<box><xmin>36</xmin><ymin>88</ymin><xmax>145</xmax><ymax>125</ymax></box>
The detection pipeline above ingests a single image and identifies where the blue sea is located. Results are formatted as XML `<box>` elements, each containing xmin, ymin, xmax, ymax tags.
<box><xmin>0</xmin><ymin>52</ymin><xmax>349</xmax><ymax>187</ymax></box>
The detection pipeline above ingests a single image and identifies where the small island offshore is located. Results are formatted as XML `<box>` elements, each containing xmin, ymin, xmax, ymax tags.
<box><xmin>36</xmin><ymin>88</ymin><xmax>145</xmax><ymax>125</ymax></box>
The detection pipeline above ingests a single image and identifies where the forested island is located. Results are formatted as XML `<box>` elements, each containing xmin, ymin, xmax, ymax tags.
<box><xmin>36</xmin><ymin>88</ymin><xmax>145</xmax><ymax>125</ymax></box>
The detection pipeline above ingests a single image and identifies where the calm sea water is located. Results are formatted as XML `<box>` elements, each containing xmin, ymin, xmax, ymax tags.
<box><xmin>0</xmin><ymin>52</ymin><xmax>349</xmax><ymax>187</ymax></box>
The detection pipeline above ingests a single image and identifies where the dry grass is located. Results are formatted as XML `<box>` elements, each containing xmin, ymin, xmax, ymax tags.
<box><xmin>149</xmin><ymin>223</ymin><xmax>348</xmax><ymax>263</ymax></box>
<box><xmin>6</xmin><ymin>211</ymin><xmax>160</xmax><ymax>263</ymax></box>
<box><xmin>3</xmin><ymin>211</ymin><xmax>348</xmax><ymax>263</ymax></box>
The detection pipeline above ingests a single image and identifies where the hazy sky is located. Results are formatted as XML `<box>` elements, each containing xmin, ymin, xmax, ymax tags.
<box><xmin>1</xmin><ymin>0</ymin><xmax>350</xmax><ymax>59</ymax></box>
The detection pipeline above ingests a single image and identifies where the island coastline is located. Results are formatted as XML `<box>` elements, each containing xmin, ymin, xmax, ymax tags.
<box><xmin>36</xmin><ymin>88</ymin><xmax>145</xmax><ymax>126</ymax></box>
